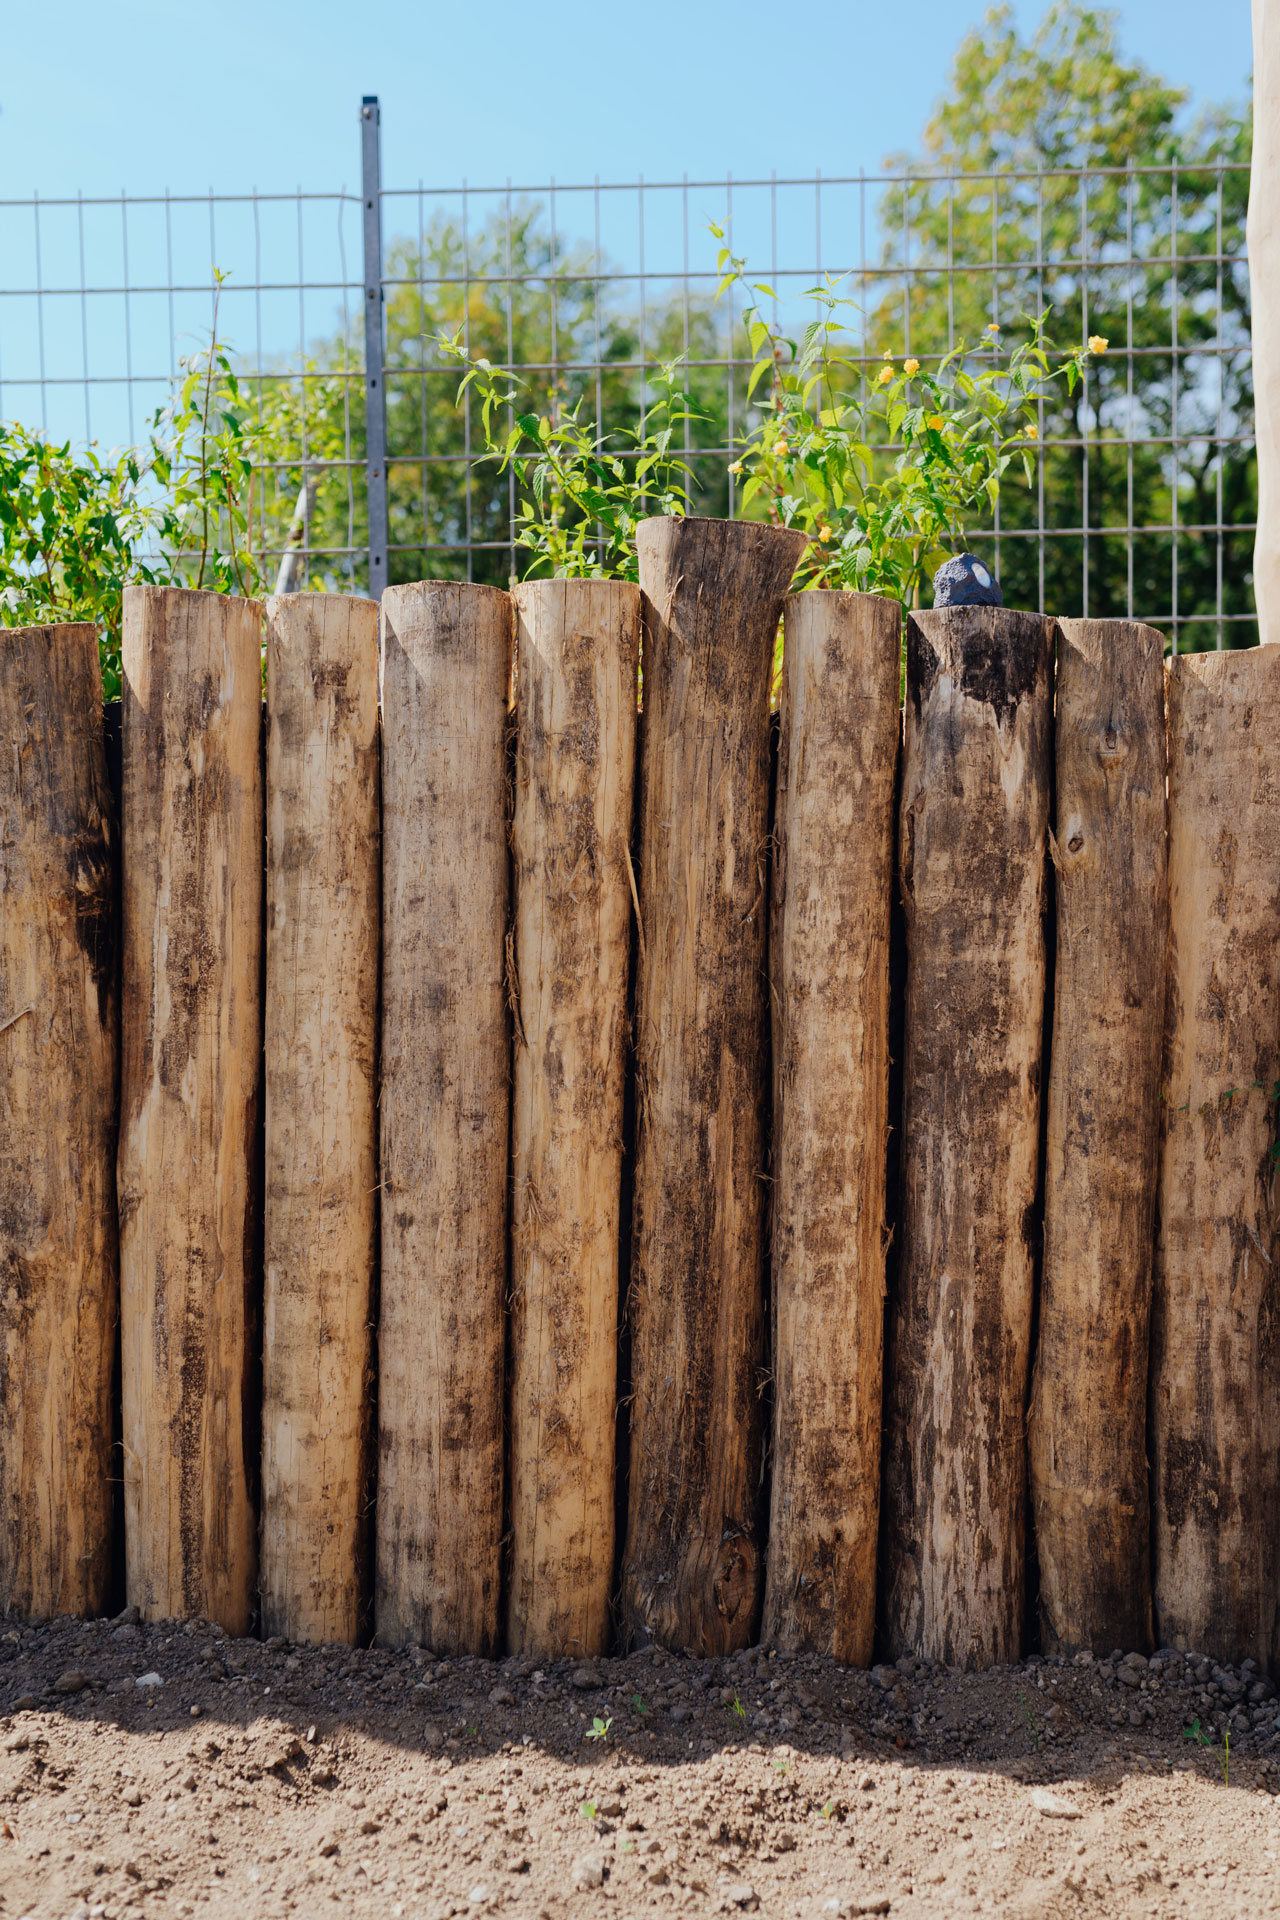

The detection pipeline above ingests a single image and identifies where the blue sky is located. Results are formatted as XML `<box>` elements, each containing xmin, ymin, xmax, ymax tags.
<box><xmin>0</xmin><ymin>0</ymin><xmax>1254</xmax><ymax>450</ymax></box>
<box><xmin>1</xmin><ymin>0</ymin><xmax>1254</xmax><ymax>201</ymax></box>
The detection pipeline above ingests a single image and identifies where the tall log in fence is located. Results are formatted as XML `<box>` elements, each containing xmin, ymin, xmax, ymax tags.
<box><xmin>118</xmin><ymin>585</ymin><xmax>263</xmax><ymax>1633</ymax></box>
<box><xmin>882</xmin><ymin>605</ymin><xmax>1052</xmax><ymax>1670</ymax></box>
<box><xmin>378</xmin><ymin>581</ymin><xmax>512</xmax><ymax>1655</ymax></box>
<box><xmin>0</xmin><ymin>625</ymin><xmax>117</xmax><ymax>1621</ymax></box>
<box><xmin>1151</xmin><ymin>645</ymin><xmax>1280</xmax><ymax>1671</ymax></box>
<box><xmin>507</xmin><ymin>579</ymin><xmax>640</xmax><ymax>1659</ymax></box>
<box><xmin>763</xmin><ymin>590</ymin><xmax>900</xmax><ymax>1664</ymax></box>
<box><xmin>621</xmin><ymin>515</ymin><xmax>806</xmax><ymax>1655</ymax></box>
<box><xmin>1029</xmin><ymin>619</ymin><xmax>1167</xmax><ymax>1657</ymax></box>
<box><xmin>261</xmin><ymin>594</ymin><xmax>380</xmax><ymax>1646</ymax></box>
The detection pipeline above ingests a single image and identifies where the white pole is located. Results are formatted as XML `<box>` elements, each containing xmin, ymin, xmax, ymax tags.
<box><xmin>1251</xmin><ymin>0</ymin><xmax>1280</xmax><ymax>643</ymax></box>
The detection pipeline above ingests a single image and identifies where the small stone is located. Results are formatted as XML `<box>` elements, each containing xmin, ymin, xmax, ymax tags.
<box><xmin>122</xmin><ymin>1787</ymin><xmax>143</xmax><ymax>1808</ymax></box>
<box><xmin>421</xmin><ymin>1722</ymin><xmax>445</xmax><ymax>1750</ymax></box>
<box><xmin>318</xmin><ymin>1837</ymin><xmax>339</xmax><ymax>1858</ymax></box>
<box><xmin>852</xmin><ymin>1899</ymin><xmax>891</xmax><ymax>1916</ymax></box>
<box><xmin>468</xmin><ymin>1885</ymin><xmax>491</xmax><ymax>1905</ymax></box>
<box><xmin>488</xmin><ymin>1686</ymin><xmax>515</xmax><ymax>1708</ymax></box>
<box><xmin>111</xmin><ymin>1604</ymin><xmax>141</xmax><ymax>1627</ymax></box>
<box><xmin>722</xmin><ymin>1884</ymin><xmax>758</xmax><ymax>1910</ymax></box>
<box><xmin>3</xmin><ymin>1731</ymin><xmax>29</xmax><ymax>1752</ymax></box>
<box><xmin>135</xmin><ymin>1672</ymin><xmax>164</xmax><ymax>1689</ymax></box>
<box><xmin>571</xmin><ymin>1854</ymin><xmax>606</xmax><ymax>1889</ymax></box>
<box><xmin>931</xmin><ymin>552</ymin><xmax>1002</xmax><ymax>609</ymax></box>
<box><xmin>871</xmin><ymin>1667</ymin><xmax>898</xmax><ymax>1692</ymax></box>
<box><xmin>1031</xmin><ymin>1787</ymin><xmax>1081</xmax><ymax>1820</ymax></box>
<box><xmin>12</xmin><ymin>1695</ymin><xmax>35</xmax><ymax>1712</ymax></box>
<box><xmin>189</xmin><ymin>1705</ymin><xmax>202</xmax><ymax>1718</ymax></box>
<box><xmin>669</xmin><ymin>1704</ymin><xmax>690</xmax><ymax>1723</ymax></box>
<box><xmin>570</xmin><ymin>1667</ymin><xmax>603</xmax><ymax>1691</ymax></box>
<box><xmin>54</xmin><ymin>1670</ymin><xmax>88</xmax><ymax>1695</ymax></box>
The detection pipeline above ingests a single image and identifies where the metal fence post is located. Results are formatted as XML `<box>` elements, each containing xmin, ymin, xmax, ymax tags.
<box><xmin>361</xmin><ymin>95</ymin><xmax>388</xmax><ymax>601</ymax></box>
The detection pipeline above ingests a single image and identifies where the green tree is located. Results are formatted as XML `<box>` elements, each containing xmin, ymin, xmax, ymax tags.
<box><xmin>248</xmin><ymin>203</ymin><xmax>733</xmax><ymax>592</ymax></box>
<box><xmin>869</xmin><ymin>2</ymin><xmax>1252</xmax><ymax>647</ymax></box>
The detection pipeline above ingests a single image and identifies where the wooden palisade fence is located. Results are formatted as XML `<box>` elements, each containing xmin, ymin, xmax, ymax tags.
<box><xmin>3</xmin><ymin>526</ymin><xmax>1280</xmax><ymax>1681</ymax></box>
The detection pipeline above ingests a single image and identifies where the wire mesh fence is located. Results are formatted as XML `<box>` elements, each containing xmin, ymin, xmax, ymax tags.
<box><xmin>0</xmin><ymin>102</ymin><xmax>1254</xmax><ymax>649</ymax></box>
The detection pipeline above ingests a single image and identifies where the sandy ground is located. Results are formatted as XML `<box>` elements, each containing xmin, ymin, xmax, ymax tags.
<box><xmin>1</xmin><ymin>1611</ymin><xmax>1277</xmax><ymax>1919</ymax></box>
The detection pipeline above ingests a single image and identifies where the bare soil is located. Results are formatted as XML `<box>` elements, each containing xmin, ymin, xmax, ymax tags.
<box><xmin>2</xmin><ymin>1613</ymin><xmax>1277</xmax><ymax>1919</ymax></box>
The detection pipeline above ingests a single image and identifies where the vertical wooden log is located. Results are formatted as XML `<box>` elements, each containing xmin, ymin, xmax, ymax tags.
<box><xmin>882</xmin><ymin>605</ymin><xmax>1052</xmax><ymax>1670</ymax></box>
<box><xmin>507</xmin><ymin>579</ymin><xmax>639</xmax><ymax>1659</ymax></box>
<box><xmin>0</xmin><ymin>625</ymin><xmax>117</xmax><ymax>1620</ymax></box>
<box><xmin>620</xmin><ymin>515</ymin><xmax>806</xmax><ymax>1655</ymax></box>
<box><xmin>118</xmin><ymin>585</ymin><xmax>263</xmax><ymax>1632</ymax></box>
<box><xmin>378</xmin><ymin>581</ymin><xmax>511</xmax><ymax>1654</ymax></box>
<box><xmin>1028</xmin><ymin>619</ymin><xmax>1167</xmax><ymax>1657</ymax></box>
<box><xmin>1152</xmin><ymin>645</ymin><xmax>1280</xmax><ymax>1669</ymax></box>
<box><xmin>261</xmin><ymin>594</ymin><xmax>380</xmax><ymax>1646</ymax></box>
<box><xmin>763</xmin><ymin>590</ymin><xmax>899</xmax><ymax>1663</ymax></box>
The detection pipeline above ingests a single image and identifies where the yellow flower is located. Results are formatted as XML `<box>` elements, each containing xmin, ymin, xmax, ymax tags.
<box><xmin>877</xmin><ymin>365</ymin><xmax>894</xmax><ymax>385</ymax></box>
<box><xmin>926</xmin><ymin>413</ymin><xmax>945</xmax><ymax>430</ymax></box>
<box><xmin>818</xmin><ymin>523</ymin><xmax>833</xmax><ymax>543</ymax></box>
<box><xmin>882</xmin><ymin>347</ymin><xmax>893</xmax><ymax>359</ymax></box>
<box><xmin>987</xmin><ymin>321</ymin><xmax>1000</xmax><ymax>332</ymax></box>
<box><xmin>1088</xmin><ymin>335</ymin><xmax>1109</xmax><ymax>355</ymax></box>
<box><xmin>1024</xmin><ymin>421</ymin><xmax>1039</xmax><ymax>439</ymax></box>
<box><xmin>728</xmin><ymin>460</ymin><xmax>743</xmax><ymax>474</ymax></box>
<box><xmin>904</xmin><ymin>358</ymin><xmax>919</xmax><ymax>376</ymax></box>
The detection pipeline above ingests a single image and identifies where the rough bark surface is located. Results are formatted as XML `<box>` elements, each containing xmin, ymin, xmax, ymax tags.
<box><xmin>620</xmin><ymin>514</ymin><xmax>806</xmax><ymax>1655</ymax></box>
<box><xmin>118</xmin><ymin>586</ymin><xmax>263</xmax><ymax>1633</ymax></box>
<box><xmin>882</xmin><ymin>605</ymin><xmax>1052</xmax><ymax>1671</ymax></box>
<box><xmin>1028</xmin><ymin>619</ymin><xmax>1167</xmax><ymax>1657</ymax></box>
<box><xmin>507</xmin><ymin>579</ymin><xmax>639</xmax><ymax>1659</ymax></box>
<box><xmin>1152</xmin><ymin>645</ymin><xmax>1280</xmax><ymax>1670</ymax></box>
<box><xmin>378</xmin><ymin>581</ymin><xmax>512</xmax><ymax>1655</ymax></box>
<box><xmin>261</xmin><ymin>594</ymin><xmax>380</xmax><ymax>1646</ymax></box>
<box><xmin>763</xmin><ymin>590</ymin><xmax>900</xmax><ymax>1664</ymax></box>
<box><xmin>0</xmin><ymin>624</ymin><xmax>117</xmax><ymax>1621</ymax></box>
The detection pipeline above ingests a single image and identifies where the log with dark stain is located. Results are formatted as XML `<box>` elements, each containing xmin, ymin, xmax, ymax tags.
<box><xmin>1029</xmin><ymin>619</ymin><xmax>1167</xmax><ymax>1657</ymax></box>
<box><xmin>0</xmin><ymin>623</ymin><xmax>118</xmax><ymax>1621</ymax></box>
<box><xmin>882</xmin><ymin>605</ymin><xmax>1052</xmax><ymax>1671</ymax></box>
<box><xmin>620</xmin><ymin>515</ymin><xmax>805</xmax><ymax>1655</ymax></box>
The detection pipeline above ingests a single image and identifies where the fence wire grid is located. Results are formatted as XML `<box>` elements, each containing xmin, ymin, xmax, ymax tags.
<box><xmin>0</xmin><ymin>98</ymin><xmax>1254</xmax><ymax>649</ymax></box>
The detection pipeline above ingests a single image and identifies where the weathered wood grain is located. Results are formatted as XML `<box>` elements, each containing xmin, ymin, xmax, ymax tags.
<box><xmin>377</xmin><ymin>580</ymin><xmax>512</xmax><ymax>1654</ymax></box>
<box><xmin>620</xmin><ymin>514</ymin><xmax>806</xmax><ymax>1654</ymax></box>
<box><xmin>1029</xmin><ymin>618</ymin><xmax>1167</xmax><ymax>1657</ymax></box>
<box><xmin>882</xmin><ymin>605</ymin><xmax>1052</xmax><ymax>1670</ymax></box>
<box><xmin>118</xmin><ymin>585</ymin><xmax>263</xmax><ymax>1632</ymax></box>
<box><xmin>0</xmin><ymin>623</ymin><xmax>118</xmax><ymax>1620</ymax></box>
<box><xmin>763</xmin><ymin>589</ymin><xmax>900</xmax><ymax>1663</ymax></box>
<box><xmin>261</xmin><ymin>593</ymin><xmax>380</xmax><ymax>1646</ymax></box>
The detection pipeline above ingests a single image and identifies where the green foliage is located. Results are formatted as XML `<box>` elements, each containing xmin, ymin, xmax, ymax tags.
<box><xmin>0</xmin><ymin>425</ymin><xmax>155</xmax><ymax>699</ymax></box>
<box><xmin>715</xmin><ymin>236</ymin><xmax>1091</xmax><ymax>609</ymax></box>
<box><xmin>439</xmin><ymin>335</ymin><xmax>699</xmax><ymax>580</ymax></box>
<box><xmin>150</xmin><ymin>273</ymin><xmax>269</xmax><ymax>602</ymax></box>
<box><xmin>584</xmin><ymin>1714</ymin><xmax>614</xmax><ymax>1744</ymax></box>
<box><xmin>0</xmin><ymin>272</ymin><xmax>269</xmax><ymax>697</ymax></box>
<box><xmin>870</xmin><ymin>1</ymin><xmax>1252</xmax><ymax>645</ymax></box>
<box><xmin>1183</xmin><ymin>1716</ymin><xmax>1229</xmax><ymax>1785</ymax></box>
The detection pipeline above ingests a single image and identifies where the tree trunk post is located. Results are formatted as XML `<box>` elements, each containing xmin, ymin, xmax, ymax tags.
<box><xmin>763</xmin><ymin>590</ymin><xmax>900</xmax><ymax>1663</ymax></box>
<box><xmin>1029</xmin><ymin>619</ymin><xmax>1167</xmax><ymax>1657</ymax></box>
<box><xmin>1151</xmin><ymin>645</ymin><xmax>1280</xmax><ymax>1669</ymax></box>
<box><xmin>118</xmin><ymin>586</ymin><xmax>263</xmax><ymax>1633</ymax></box>
<box><xmin>0</xmin><ymin>624</ymin><xmax>118</xmax><ymax>1621</ymax></box>
<box><xmin>260</xmin><ymin>593</ymin><xmax>380</xmax><ymax>1646</ymax></box>
<box><xmin>507</xmin><ymin>578</ymin><xmax>639</xmax><ymax>1659</ymax></box>
<box><xmin>882</xmin><ymin>605</ymin><xmax>1052</xmax><ymax>1670</ymax></box>
<box><xmin>620</xmin><ymin>515</ymin><xmax>806</xmax><ymax>1654</ymax></box>
<box><xmin>377</xmin><ymin>581</ymin><xmax>512</xmax><ymax>1654</ymax></box>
